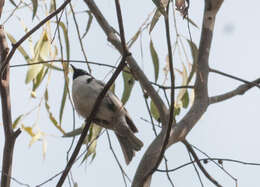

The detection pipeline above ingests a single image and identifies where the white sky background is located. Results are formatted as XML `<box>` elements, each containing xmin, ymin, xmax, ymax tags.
<box><xmin>0</xmin><ymin>0</ymin><xmax>260</xmax><ymax>186</ymax></box>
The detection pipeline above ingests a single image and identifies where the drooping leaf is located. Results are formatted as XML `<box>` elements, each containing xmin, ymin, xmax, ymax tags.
<box><xmin>184</xmin><ymin>17</ymin><xmax>199</xmax><ymax>29</ymax></box>
<box><xmin>110</xmin><ymin>83</ymin><xmax>115</xmax><ymax>93</ymax></box>
<box><xmin>82</xmin><ymin>124</ymin><xmax>102</xmax><ymax>163</ymax></box>
<box><xmin>149</xmin><ymin>9</ymin><xmax>162</xmax><ymax>33</ymax></box>
<box><xmin>59</xmin><ymin>84</ymin><xmax>68</xmax><ymax>124</ymax></box>
<box><xmin>150</xmin><ymin>100</ymin><xmax>160</xmax><ymax>121</ymax></box>
<box><xmin>29</xmin><ymin>131</ymin><xmax>42</xmax><ymax>147</ymax></box>
<box><xmin>186</xmin><ymin>39</ymin><xmax>198</xmax><ymax>84</ymax></box>
<box><xmin>6</xmin><ymin>33</ymin><xmax>30</xmax><ymax>62</ymax></box>
<box><xmin>22</xmin><ymin>124</ymin><xmax>35</xmax><ymax>137</ymax></box>
<box><xmin>121</xmin><ymin>67</ymin><xmax>135</xmax><ymax>105</ymax></box>
<box><xmin>127</xmin><ymin>30</ymin><xmax>141</xmax><ymax>49</ymax></box>
<box><xmin>181</xmin><ymin>91</ymin><xmax>189</xmax><ymax>108</ymax></box>
<box><xmin>150</xmin><ymin>39</ymin><xmax>159</xmax><ymax>82</ymax></box>
<box><xmin>57</xmin><ymin>21</ymin><xmax>70</xmax><ymax>61</ymax></box>
<box><xmin>31</xmin><ymin>0</ymin><xmax>38</xmax><ymax>20</ymax></box>
<box><xmin>44</xmin><ymin>89</ymin><xmax>65</xmax><ymax>134</ymax></box>
<box><xmin>63</xmin><ymin>127</ymin><xmax>83</xmax><ymax>137</ymax></box>
<box><xmin>25</xmin><ymin>64</ymin><xmax>43</xmax><ymax>84</ymax></box>
<box><xmin>39</xmin><ymin>32</ymin><xmax>50</xmax><ymax>61</ymax></box>
<box><xmin>176</xmin><ymin>63</ymin><xmax>189</xmax><ymax>108</ymax></box>
<box><xmin>32</xmin><ymin>66</ymin><xmax>48</xmax><ymax>92</ymax></box>
<box><xmin>12</xmin><ymin>115</ymin><xmax>23</xmax><ymax>129</ymax></box>
<box><xmin>82</xmin><ymin>11</ymin><xmax>93</xmax><ymax>39</ymax></box>
<box><xmin>152</xmin><ymin>0</ymin><xmax>166</xmax><ymax>15</ymax></box>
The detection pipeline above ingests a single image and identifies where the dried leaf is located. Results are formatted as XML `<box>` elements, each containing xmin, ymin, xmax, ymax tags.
<box><xmin>149</xmin><ymin>9</ymin><xmax>162</xmax><ymax>33</ymax></box>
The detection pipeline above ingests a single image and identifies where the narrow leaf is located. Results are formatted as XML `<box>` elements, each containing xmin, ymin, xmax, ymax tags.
<box><xmin>150</xmin><ymin>40</ymin><xmax>159</xmax><ymax>82</ymax></box>
<box><xmin>25</xmin><ymin>64</ymin><xmax>43</xmax><ymax>84</ymax></box>
<box><xmin>63</xmin><ymin>127</ymin><xmax>83</xmax><ymax>137</ymax></box>
<box><xmin>121</xmin><ymin>67</ymin><xmax>135</xmax><ymax>105</ymax></box>
<box><xmin>149</xmin><ymin>9</ymin><xmax>162</xmax><ymax>33</ymax></box>
<box><xmin>186</xmin><ymin>39</ymin><xmax>198</xmax><ymax>84</ymax></box>
<box><xmin>57</xmin><ymin>21</ymin><xmax>70</xmax><ymax>60</ymax></box>
<box><xmin>152</xmin><ymin>0</ymin><xmax>166</xmax><ymax>15</ymax></box>
<box><xmin>181</xmin><ymin>91</ymin><xmax>189</xmax><ymax>108</ymax></box>
<box><xmin>59</xmin><ymin>84</ymin><xmax>68</xmax><ymax>124</ymax></box>
<box><xmin>31</xmin><ymin>0</ymin><xmax>38</xmax><ymax>20</ymax></box>
<box><xmin>7</xmin><ymin>33</ymin><xmax>30</xmax><ymax>62</ymax></box>
<box><xmin>184</xmin><ymin>17</ymin><xmax>199</xmax><ymax>29</ymax></box>
<box><xmin>82</xmin><ymin>11</ymin><xmax>93</xmax><ymax>39</ymax></box>
<box><xmin>150</xmin><ymin>100</ymin><xmax>160</xmax><ymax>121</ymax></box>
<box><xmin>12</xmin><ymin>115</ymin><xmax>23</xmax><ymax>129</ymax></box>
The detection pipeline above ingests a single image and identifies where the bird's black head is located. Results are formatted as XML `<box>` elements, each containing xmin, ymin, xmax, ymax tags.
<box><xmin>70</xmin><ymin>64</ymin><xmax>90</xmax><ymax>80</ymax></box>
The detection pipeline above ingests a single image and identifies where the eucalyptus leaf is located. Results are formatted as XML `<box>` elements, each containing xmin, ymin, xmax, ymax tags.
<box><xmin>121</xmin><ymin>67</ymin><xmax>135</xmax><ymax>105</ymax></box>
<box><xmin>150</xmin><ymin>39</ymin><xmax>160</xmax><ymax>82</ymax></box>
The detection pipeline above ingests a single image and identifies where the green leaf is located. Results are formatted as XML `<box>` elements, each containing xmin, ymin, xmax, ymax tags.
<box><xmin>59</xmin><ymin>84</ymin><xmax>68</xmax><ymax>124</ymax></box>
<box><xmin>6</xmin><ymin>33</ymin><xmax>30</xmax><ymax>62</ymax></box>
<box><xmin>150</xmin><ymin>40</ymin><xmax>159</xmax><ymax>82</ymax></box>
<box><xmin>82</xmin><ymin>11</ymin><xmax>93</xmax><ymax>39</ymax></box>
<box><xmin>44</xmin><ymin>89</ymin><xmax>65</xmax><ymax>134</ymax></box>
<box><xmin>57</xmin><ymin>21</ymin><xmax>70</xmax><ymax>61</ymax></box>
<box><xmin>181</xmin><ymin>91</ymin><xmax>189</xmax><ymax>108</ymax></box>
<box><xmin>110</xmin><ymin>83</ymin><xmax>115</xmax><ymax>93</ymax></box>
<box><xmin>149</xmin><ymin>9</ymin><xmax>162</xmax><ymax>33</ymax></box>
<box><xmin>150</xmin><ymin>100</ymin><xmax>160</xmax><ymax>121</ymax></box>
<box><xmin>12</xmin><ymin>114</ymin><xmax>23</xmax><ymax>129</ymax></box>
<box><xmin>63</xmin><ymin>127</ymin><xmax>83</xmax><ymax>137</ymax></box>
<box><xmin>174</xmin><ymin>106</ymin><xmax>181</xmax><ymax>116</ymax></box>
<box><xmin>82</xmin><ymin>124</ymin><xmax>102</xmax><ymax>163</ymax></box>
<box><xmin>152</xmin><ymin>0</ymin><xmax>166</xmax><ymax>15</ymax></box>
<box><xmin>121</xmin><ymin>67</ymin><xmax>135</xmax><ymax>105</ymax></box>
<box><xmin>184</xmin><ymin>17</ymin><xmax>199</xmax><ymax>29</ymax></box>
<box><xmin>31</xmin><ymin>0</ymin><xmax>38</xmax><ymax>20</ymax></box>
<box><xmin>186</xmin><ymin>39</ymin><xmax>198</xmax><ymax>84</ymax></box>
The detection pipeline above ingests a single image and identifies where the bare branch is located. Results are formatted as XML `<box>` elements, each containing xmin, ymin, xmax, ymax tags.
<box><xmin>183</xmin><ymin>140</ymin><xmax>222</xmax><ymax>187</ymax></box>
<box><xmin>210</xmin><ymin>78</ymin><xmax>260</xmax><ymax>104</ymax></box>
<box><xmin>210</xmin><ymin>68</ymin><xmax>260</xmax><ymax>89</ymax></box>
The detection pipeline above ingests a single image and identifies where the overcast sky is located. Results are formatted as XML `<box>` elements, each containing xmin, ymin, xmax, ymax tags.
<box><xmin>1</xmin><ymin>0</ymin><xmax>260</xmax><ymax>187</ymax></box>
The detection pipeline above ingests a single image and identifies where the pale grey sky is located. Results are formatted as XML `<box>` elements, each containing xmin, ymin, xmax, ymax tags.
<box><xmin>1</xmin><ymin>0</ymin><xmax>260</xmax><ymax>187</ymax></box>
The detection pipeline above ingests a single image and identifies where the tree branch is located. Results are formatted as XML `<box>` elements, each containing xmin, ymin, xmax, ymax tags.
<box><xmin>209</xmin><ymin>78</ymin><xmax>260</xmax><ymax>104</ymax></box>
<box><xmin>0</xmin><ymin>25</ymin><xmax>21</xmax><ymax>187</ymax></box>
<box><xmin>183</xmin><ymin>140</ymin><xmax>222</xmax><ymax>187</ymax></box>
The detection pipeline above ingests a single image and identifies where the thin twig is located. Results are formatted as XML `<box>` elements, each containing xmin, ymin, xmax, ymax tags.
<box><xmin>183</xmin><ymin>140</ymin><xmax>222</xmax><ymax>187</ymax></box>
<box><xmin>106</xmin><ymin>130</ymin><xmax>131</xmax><ymax>186</ymax></box>
<box><xmin>210</xmin><ymin>68</ymin><xmax>260</xmax><ymax>89</ymax></box>
<box><xmin>187</xmin><ymin>151</ymin><xmax>204</xmax><ymax>187</ymax></box>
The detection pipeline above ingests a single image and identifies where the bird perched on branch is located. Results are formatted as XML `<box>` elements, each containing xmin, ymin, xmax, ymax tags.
<box><xmin>71</xmin><ymin>65</ymin><xmax>143</xmax><ymax>164</ymax></box>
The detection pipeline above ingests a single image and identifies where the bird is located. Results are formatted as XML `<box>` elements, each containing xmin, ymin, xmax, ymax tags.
<box><xmin>70</xmin><ymin>64</ymin><xmax>143</xmax><ymax>164</ymax></box>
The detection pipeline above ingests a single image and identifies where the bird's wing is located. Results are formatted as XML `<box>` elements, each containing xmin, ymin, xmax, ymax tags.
<box><xmin>94</xmin><ymin>78</ymin><xmax>138</xmax><ymax>132</ymax></box>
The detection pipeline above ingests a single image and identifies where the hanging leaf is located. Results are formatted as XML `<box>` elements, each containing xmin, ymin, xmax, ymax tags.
<box><xmin>63</xmin><ymin>127</ymin><xmax>83</xmax><ymax>137</ymax></box>
<box><xmin>186</xmin><ymin>39</ymin><xmax>198</xmax><ymax>84</ymax></box>
<box><xmin>12</xmin><ymin>115</ymin><xmax>24</xmax><ymax>129</ymax></box>
<box><xmin>127</xmin><ymin>30</ymin><xmax>141</xmax><ymax>48</ymax></box>
<box><xmin>44</xmin><ymin>90</ymin><xmax>65</xmax><ymax>134</ymax></box>
<box><xmin>149</xmin><ymin>9</ymin><xmax>162</xmax><ymax>33</ymax></box>
<box><xmin>81</xmin><ymin>124</ymin><xmax>102</xmax><ymax>163</ymax></box>
<box><xmin>39</xmin><ymin>32</ymin><xmax>50</xmax><ymax>61</ymax></box>
<box><xmin>32</xmin><ymin>66</ymin><xmax>48</xmax><ymax>92</ymax></box>
<box><xmin>184</xmin><ymin>17</ymin><xmax>199</xmax><ymax>29</ymax></box>
<box><xmin>59</xmin><ymin>84</ymin><xmax>68</xmax><ymax>124</ymax></box>
<box><xmin>31</xmin><ymin>0</ymin><xmax>38</xmax><ymax>20</ymax></box>
<box><xmin>181</xmin><ymin>91</ymin><xmax>189</xmax><ymax>108</ymax></box>
<box><xmin>57</xmin><ymin>21</ymin><xmax>70</xmax><ymax>60</ymax></box>
<box><xmin>82</xmin><ymin>11</ymin><xmax>93</xmax><ymax>39</ymax></box>
<box><xmin>176</xmin><ymin>63</ymin><xmax>189</xmax><ymax>108</ymax></box>
<box><xmin>152</xmin><ymin>0</ymin><xmax>166</xmax><ymax>15</ymax></box>
<box><xmin>22</xmin><ymin>124</ymin><xmax>35</xmax><ymax>137</ymax></box>
<box><xmin>6</xmin><ymin>33</ymin><xmax>30</xmax><ymax>62</ymax></box>
<box><xmin>150</xmin><ymin>100</ymin><xmax>160</xmax><ymax>121</ymax></box>
<box><xmin>9</xmin><ymin>0</ymin><xmax>18</xmax><ymax>7</ymax></box>
<box><xmin>121</xmin><ymin>67</ymin><xmax>135</xmax><ymax>105</ymax></box>
<box><xmin>25</xmin><ymin>64</ymin><xmax>43</xmax><ymax>84</ymax></box>
<box><xmin>150</xmin><ymin>39</ymin><xmax>159</xmax><ymax>82</ymax></box>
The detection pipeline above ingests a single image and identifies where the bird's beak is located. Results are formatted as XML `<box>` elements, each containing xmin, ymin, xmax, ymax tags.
<box><xmin>70</xmin><ymin>64</ymin><xmax>76</xmax><ymax>72</ymax></box>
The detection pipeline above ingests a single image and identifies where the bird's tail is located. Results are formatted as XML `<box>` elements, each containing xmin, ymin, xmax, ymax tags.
<box><xmin>116</xmin><ymin>132</ymin><xmax>143</xmax><ymax>165</ymax></box>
